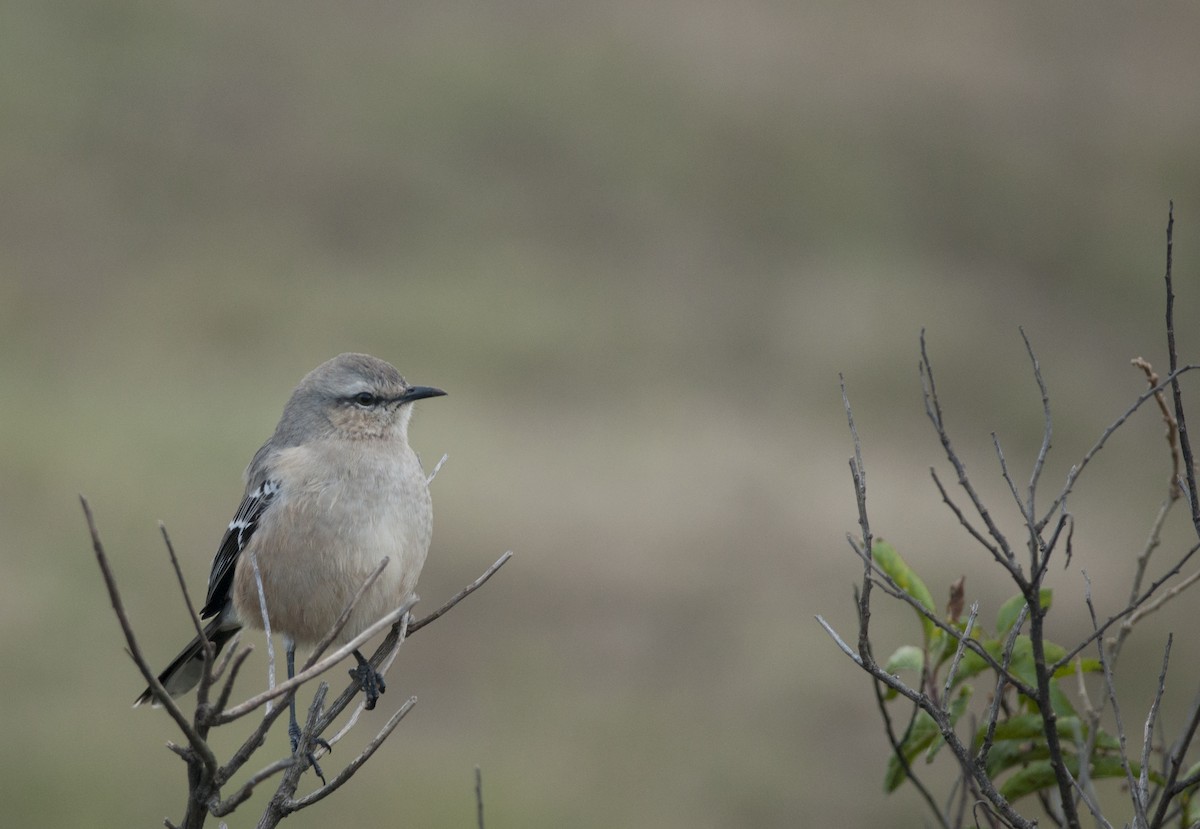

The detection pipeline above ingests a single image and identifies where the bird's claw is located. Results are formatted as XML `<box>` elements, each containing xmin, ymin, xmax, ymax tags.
<box><xmin>289</xmin><ymin>720</ymin><xmax>331</xmax><ymax>785</ymax></box>
<box><xmin>349</xmin><ymin>661</ymin><xmax>386</xmax><ymax>710</ymax></box>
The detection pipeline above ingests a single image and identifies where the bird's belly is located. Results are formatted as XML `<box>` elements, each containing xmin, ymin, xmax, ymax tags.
<box><xmin>232</xmin><ymin>452</ymin><xmax>432</xmax><ymax>646</ymax></box>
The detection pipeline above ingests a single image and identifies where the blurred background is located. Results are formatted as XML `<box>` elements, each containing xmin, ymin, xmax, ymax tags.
<box><xmin>5</xmin><ymin>1</ymin><xmax>1200</xmax><ymax>826</ymax></box>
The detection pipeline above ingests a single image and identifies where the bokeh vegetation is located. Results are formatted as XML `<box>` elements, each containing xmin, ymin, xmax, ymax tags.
<box><xmin>5</xmin><ymin>2</ymin><xmax>1200</xmax><ymax>827</ymax></box>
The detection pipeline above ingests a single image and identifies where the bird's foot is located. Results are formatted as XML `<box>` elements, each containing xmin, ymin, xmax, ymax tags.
<box><xmin>349</xmin><ymin>653</ymin><xmax>386</xmax><ymax>710</ymax></box>
<box><xmin>289</xmin><ymin>719</ymin><xmax>332</xmax><ymax>785</ymax></box>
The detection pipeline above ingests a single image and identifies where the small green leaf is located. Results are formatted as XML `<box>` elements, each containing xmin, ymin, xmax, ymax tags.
<box><xmin>996</xmin><ymin>589</ymin><xmax>1052</xmax><ymax>636</ymax></box>
<box><xmin>1052</xmin><ymin>658</ymin><xmax>1102</xmax><ymax>679</ymax></box>
<box><xmin>872</xmin><ymin>540</ymin><xmax>939</xmax><ymax>646</ymax></box>
<box><xmin>885</xmin><ymin>645</ymin><xmax>925</xmax><ymax>675</ymax></box>
<box><xmin>883</xmin><ymin>690</ymin><xmax>971</xmax><ymax>792</ymax></box>
<box><xmin>883</xmin><ymin>709</ymin><xmax>942</xmax><ymax>793</ymax></box>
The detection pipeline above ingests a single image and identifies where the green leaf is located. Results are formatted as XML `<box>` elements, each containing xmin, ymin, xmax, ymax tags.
<box><xmin>996</xmin><ymin>589</ymin><xmax>1052</xmax><ymax>636</ymax></box>
<box><xmin>883</xmin><ymin>690</ymin><xmax>971</xmax><ymax>792</ymax></box>
<box><xmin>1052</xmin><ymin>658</ymin><xmax>1102</xmax><ymax>679</ymax></box>
<box><xmin>884</xmin><ymin>645</ymin><xmax>925</xmax><ymax>675</ymax></box>
<box><xmin>872</xmin><ymin>540</ymin><xmax>939</xmax><ymax>647</ymax></box>
<box><xmin>883</xmin><ymin>709</ymin><xmax>942</xmax><ymax>793</ymax></box>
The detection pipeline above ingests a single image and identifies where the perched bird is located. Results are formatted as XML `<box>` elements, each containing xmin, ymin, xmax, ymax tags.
<box><xmin>135</xmin><ymin>353</ymin><xmax>445</xmax><ymax>767</ymax></box>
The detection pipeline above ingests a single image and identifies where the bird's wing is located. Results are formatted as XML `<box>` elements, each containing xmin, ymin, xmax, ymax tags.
<box><xmin>199</xmin><ymin>477</ymin><xmax>281</xmax><ymax>618</ymax></box>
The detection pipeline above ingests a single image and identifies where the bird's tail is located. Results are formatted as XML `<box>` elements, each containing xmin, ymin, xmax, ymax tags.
<box><xmin>133</xmin><ymin>616</ymin><xmax>242</xmax><ymax>707</ymax></box>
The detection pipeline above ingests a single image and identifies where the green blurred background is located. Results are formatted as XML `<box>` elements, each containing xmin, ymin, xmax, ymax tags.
<box><xmin>5</xmin><ymin>2</ymin><xmax>1200</xmax><ymax>826</ymax></box>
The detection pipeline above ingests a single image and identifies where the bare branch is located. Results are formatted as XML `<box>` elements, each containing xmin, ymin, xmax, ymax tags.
<box><xmin>976</xmin><ymin>603</ymin><xmax>1028</xmax><ymax>771</ymax></box>
<box><xmin>1162</xmin><ymin>202</ymin><xmax>1200</xmax><ymax>536</ymax></box>
<box><xmin>841</xmin><ymin>374</ymin><xmax>879</xmax><ymax>666</ymax></box>
<box><xmin>845</xmin><ymin>538</ymin><xmax>1037</xmax><ymax>698</ymax></box>
<box><xmin>159</xmin><ymin>523</ymin><xmax>213</xmax><ymax>678</ymax></box>
<box><xmin>247</xmin><ymin>550</ymin><xmax>277</xmax><ymax>708</ymax></box>
<box><xmin>1140</xmin><ymin>635</ymin><xmax>1172</xmax><ymax>821</ymax></box>
<box><xmin>81</xmin><ymin>496</ymin><xmax>218</xmax><ymax>777</ymax></box>
<box><xmin>427</xmin><ymin>452</ymin><xmax>449</xmax><ymax>484</ymax></box>
<box><xmin>1083</xmin><ymin>572</ymin><xmax>1145</xmax><ymax>828</ymax></box>
<box><xmin>1150</xmin><ymin>671</ymin><xmax>1200</xmax><ymax>827</ymax></box>
<box><xmin>1021</xmin><ymin>326</ymin><xmax>1054</xmax><ymax>518</ymax></box>
<box><xmin>817</xmin><ymin>614</ymin><xmax>1036</xmax><ymax>829</ymax></box>
<box><xmin>920</xmin><ymin>331</ymin><xmax>1019</xmax><ymax>570</ymax></box>
<box><xmin>1132</xmin><ymin>357</ymin><xmax>1183</xmax><ymax>500</ymax></box>
<box><xmin>941</xmin><ymin>602</ymin><xmax>979</xmax><ymax>710</ymax></box>
<box><xmin>209</xmin><ymin>758</ymin><xmax>293</xmax><ymax>817</ymax></box>
<box><xmin>476</xmin><ymin>765</ymin><xmax>486</xmax><ymax>829</ymax></box>
<box><xmin>1039</xmin><ymin>364</ymin><xmax>1200</xmax><ymax>532</ymax></box>
<box><xmin>992</xmin><ymin>433</ymin><xmax>1045</xmax><ymax>575</ymax></box>
<box><xmin>1053</xmin><ymin>539</ymin><xmax>1200</xmax><ymax>672</ymax></box>
<box><xmin>930</xmin><ymin>468</ymin><xmax>1020</xmax><ymax>578</ymax></box>
<box><xmin>407</xmin><ymin>551</ymin><xmax>514</xmax><ymax>636</ymax></box>
<box><xmin>215</xmin><ymin>599</ymin><xmax>415</xmax><ymax>725</ymax></box>
<box><xmin>286</xmin><ymin>696</ymin><xmax>418</xmax><ymax>812</ymax></box>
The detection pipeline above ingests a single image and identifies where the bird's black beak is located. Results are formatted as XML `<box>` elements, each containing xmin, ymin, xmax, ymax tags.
<box><xmin>398</xmin><ymin>385</ymin><xmax>447</xmax><ymax>404</ymax></box>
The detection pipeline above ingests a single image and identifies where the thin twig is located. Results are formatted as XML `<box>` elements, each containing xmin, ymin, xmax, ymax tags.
<box><xmin>1162</xmin><ymin>202</ymin><xmax>1200</xmax><ymax>536</ymax></box>
<box><xmin>211</xmin><ymin>640</ymin><xmax>251</xmax><ymax>719</ymax></box>
<box><xmin>976</xmin><ymin>603</ymin><xmax>1029</xmax><ymax>771</ymax></box>
<box><xmin>817</xmin><ymin>615</ymin><xmax>1035</xmax><ymax>829</ymax></box>
<box><xmin>1053</xmin><ymin>539</ymin><xmax>1200</xmax><ymax>672</ymax></box>
<box><xmin>920</xmin><ymin>331</ymin><xmax>1018</xmax><ymax>569</ymax></box>
<box><xmin>930</xmin><ymin>468</ymin><xmax>1019</xmax><ymax>577</ymax></box>
<box><xmin>1150</xmin><ymin>676</ymin><xmax>1200</xmax><ymax>827</ymax></box>
<box><xmin>1110</xmin><ymin>497</ymin><xmax>1177</xmax><ymax>665</ymax></box>
<box><xmin>865</xmin><ymin>605</ymin><xmax>951</xmax><ymax>829</ymax></box>
<box><xmin>1084</xmin><ymin>572</ymin><xmax>1145</xmax><ymax>828</ymax></box>
<box><xmin>1040</xmin><ymin>363</ymin><xmax>1200</xmax><ymax>533</ymax></box>
<box><xmin>1029</xmin><ymin>583</ymin><xmax>1082</xmax><ymax>829</ymax></box>
<box><xmin>841</xmin><ymin>374</ymin><xmax>876</xmax><ymax>661</ymax></box>
<box><xmin>286</xmin><ymin>696</ymin><xmax>418</xmax><ymax>811</ymax></box>
<box><xmin>476</xmin><ymin>765</ymin><xmax>486</xmax><ymax>829</ymax></box>
<box><xmin>210</xmin><ymin>757</ymin><xmax>294</xmax><ymax>816</ymax></box>
<box><xmin>313</xmin><ymin>552</ymin><xmax>512</xmax><ymax>752</ymax></box>
<box><xmin>942</xmin><ymin>603</ymin><xmax>979</xmax><ymax>710</ymax></box>
<box><xmin>1121</xmin><ymin>567</ymin><xmax>1200</xmax><ymax>637</ymax></box>
<box><xmin>81</xmin><ymin>496</ymin><xmax>218</xmax><ymax>777</ymax></box>
<box><xmin>1140</xmin><ymin>636</ymin><xmax>1173</xmax><ymax>824</ymax></box>
<box><xmin>427</xmin><ymin>453</ymin><xmax>449</xmax><ymax>484</ymax></box>
<box><xmin>992</xmin><ymin>433</ymin><xmax>1045</xmax><ymax>575</ymax></box>
<box><xmin>215</xmin><ymin>601</ymin><xmax>413</xmax><ymax>724</ymax></box>
<box><xmin>1132</xmin><ymin>357</ymin><xmax>1182</xmax><ymax>499</ymax></box>
<box><xmin>408</xmin><ymin>551</ymin><xmax>514</xmax><ymax>636</ymax></box>
<box><xmin>1022</xmin><ymin>327</ymin><xmax>1054</xmax><ymax>518</ymax></box>
<box><xmin>248</xmin><ymin>550</ymin><xmax>277</xmax><ymax>711</ymax></box>
<box><xmin>159</xmin><ymin>523</ymin><xmax>213</xmax><ymax>676</ymax></box>
<box><xmin>846</xmin><ymin>538</ymin><xmax>1036</xmax><ymax>698</ymax></box>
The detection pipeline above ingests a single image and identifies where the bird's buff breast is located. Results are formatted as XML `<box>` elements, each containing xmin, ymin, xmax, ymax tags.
<box><xmin>232</xmin><ymin>441</ymin><xmax>433</xmax><ymax>646</ymax></box>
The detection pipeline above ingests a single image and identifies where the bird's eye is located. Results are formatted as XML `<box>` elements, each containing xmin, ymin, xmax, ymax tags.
<box><xmin>353</xmin><ymin>392</ymin><xmax>377</xmax><ymax>407</ymax></box>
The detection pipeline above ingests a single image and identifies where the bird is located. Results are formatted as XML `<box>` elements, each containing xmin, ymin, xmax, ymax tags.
<box><xmin>135</xmin><ymin>353</ymin><xmax>445</xmax><ymax>770</ymax></box>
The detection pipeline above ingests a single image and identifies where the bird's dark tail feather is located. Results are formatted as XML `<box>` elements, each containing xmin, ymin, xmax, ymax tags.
<box><xmin>133</xmin><ymin>617</ymin><xmax>242</xmax><ymax>707</ymax></box>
